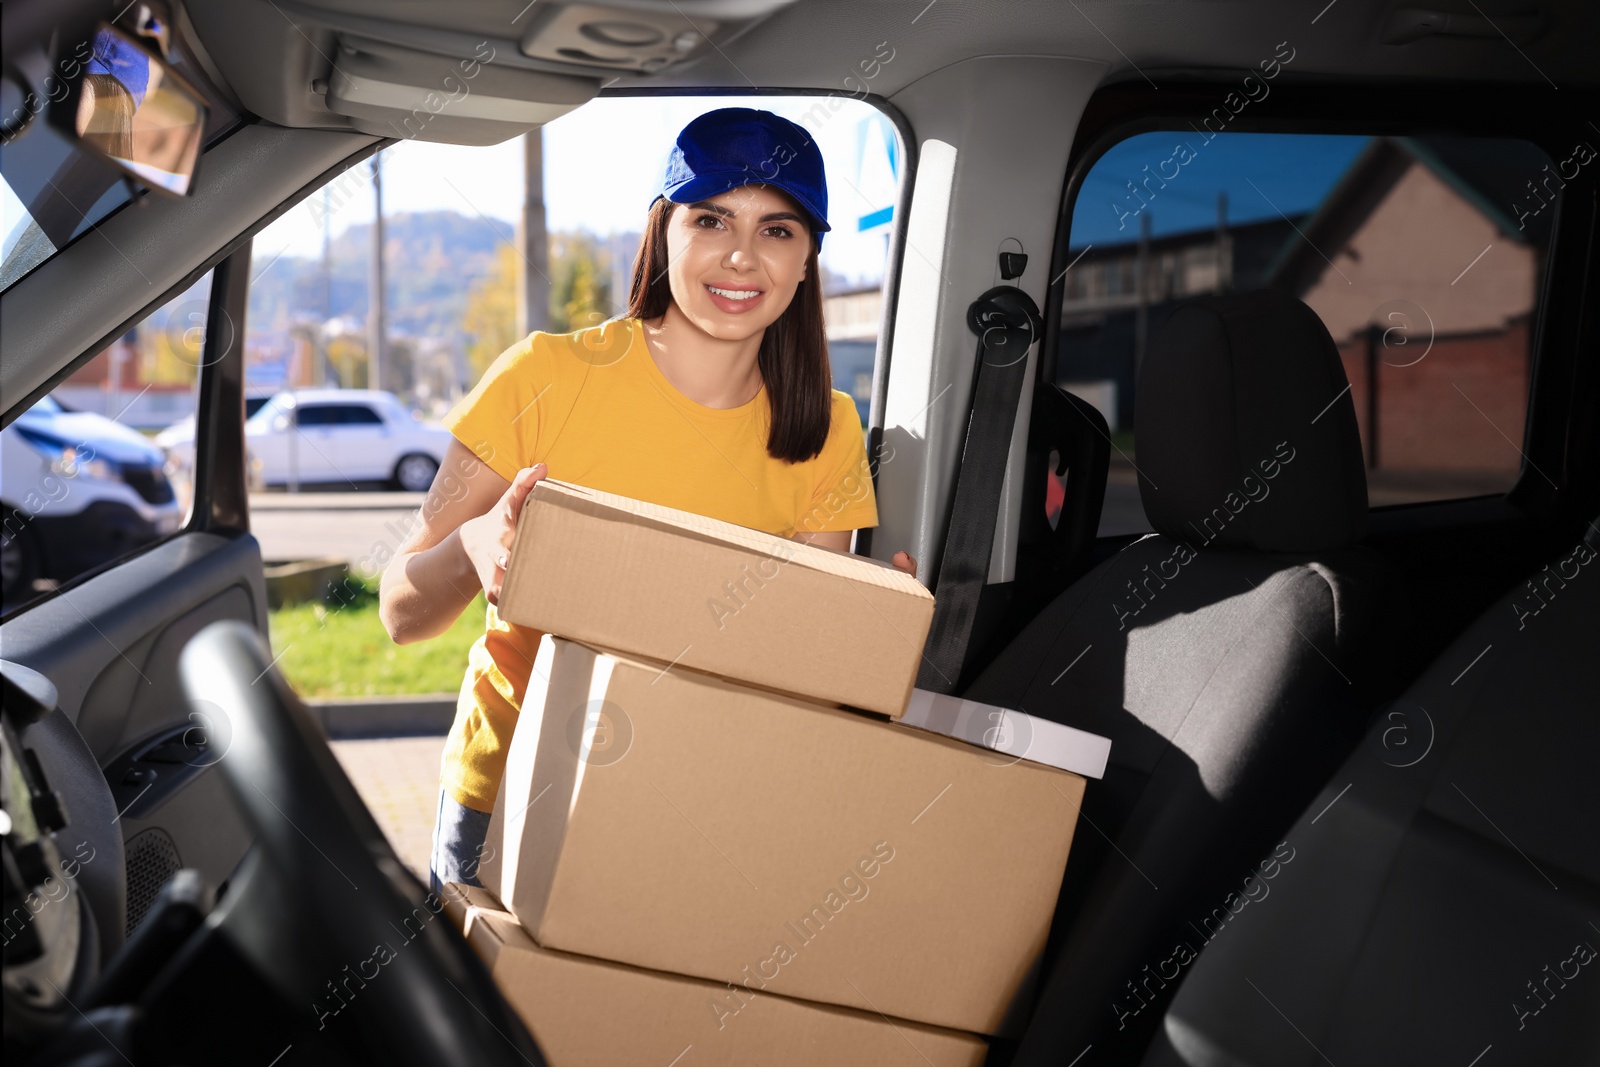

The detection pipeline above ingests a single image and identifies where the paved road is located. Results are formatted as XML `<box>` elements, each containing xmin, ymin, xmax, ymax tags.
<box><xmin>246</xmin><ymin>477</ymin><xmax>1158</xmax><ymax>565</ymax></box>
<box><xmin>250</xmin><ymin>492</ymin><xmax>427</xmax><ymax>567</ymax></box>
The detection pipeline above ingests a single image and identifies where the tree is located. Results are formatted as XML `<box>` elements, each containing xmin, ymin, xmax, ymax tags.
<box><xmin>463</xmin><ymin>243</ymin><xmax>519</xmax><ymax>378</ymax></box>
<box><xmin>327</xmin><ymin>335</ymin><xmax>368</xmax><ymax>389</ymax></box>
<box><xmin>460</xmin><ymin>232</ymin><xmax>613</xmax><ymax>380</ymax></box>
<box><xmin>548</xmin><ymin>231</ymin><xmax>612</xmax><ymax>333</ymax></box>
<box><xmin>147</xmin><ymin>328</ymin><xmax>200</xmax><ymax>386</ymax></box>
<box><xmin>385</xmin><ymin>337</ymin><xmax>417</xmax><ymax>398</ymax></box>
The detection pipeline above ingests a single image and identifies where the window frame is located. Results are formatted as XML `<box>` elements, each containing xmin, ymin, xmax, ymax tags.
<box><xmin>1043</xmin><ymin>79</ymin><xmax>1600</xmax><ymax>526</ymax></box>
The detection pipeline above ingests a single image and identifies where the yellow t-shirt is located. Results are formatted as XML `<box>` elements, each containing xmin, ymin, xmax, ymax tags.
<box><xmin>438</xmin><ymin>315</ymin><xmax>879</xmax><ymax>811</ymax></box>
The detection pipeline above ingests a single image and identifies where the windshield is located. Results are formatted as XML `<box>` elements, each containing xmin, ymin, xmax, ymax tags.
<box><xmin>0</xmin><ymin>17</ymin><xmax>240</xmax><ymax>294</ymax></box>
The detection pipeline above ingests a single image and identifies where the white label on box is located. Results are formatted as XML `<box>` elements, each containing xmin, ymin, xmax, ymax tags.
<box><xmin>899</xmin><ymin>688</ymin><xmax>1111</xmax><ymax>779</ymax></box>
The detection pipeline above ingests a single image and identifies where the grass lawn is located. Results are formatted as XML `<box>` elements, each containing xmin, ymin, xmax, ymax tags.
<box><xmin>268</xmin><ymin>574</ymin><xmax>484</xmax><ymax>698</ymax></box>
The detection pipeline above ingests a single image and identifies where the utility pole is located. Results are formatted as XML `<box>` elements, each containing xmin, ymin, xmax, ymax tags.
<box><xmin>1364</xmin><ymin>323</ymin><xmax>1381</xmax><ymax>470</ymax></box>
<box><xmin>106</xmin><ymin>329</ymin><xmax>129</xmax><ymax>417</ymax></box>
<box><xmin>1215</xmin><ymin>190</ymin><xmax>1231</xmax><ymax>293</ymax></box>
<box><xmin>368</xmin><ymin>154</ymin><xmax>386</xmax><ymax>393</ymax></box>
<box><xmin>318</xmin><ymin>185</ymin><xmax>331</xmax><ymax>386</ymax></box>
<box><xmin>1134</xmin><ymin>211</ymin><xmax>1151</xmax><ymax>378</ymax></box>
<box><xmin>611</xmin><ymin>232</ymin><xmax>634</xmax><ymax>318</ymax></box>
<box><xmin>518</xmin><ymin>130</ymin><xmax>550</xmax><ymax>337</ymax></box>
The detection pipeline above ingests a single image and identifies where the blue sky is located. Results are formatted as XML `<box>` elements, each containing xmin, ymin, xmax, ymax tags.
<box><xmin>1070</xmin><ymin>132</ymin><xmax>1372</xmax><ymax>247</ymax></box>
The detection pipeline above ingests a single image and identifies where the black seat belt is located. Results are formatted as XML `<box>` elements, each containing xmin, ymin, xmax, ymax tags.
<box><xmin>916</xmin><ymin>266</ymin><xmax>1043</xmax><ymax>694</ymax></box>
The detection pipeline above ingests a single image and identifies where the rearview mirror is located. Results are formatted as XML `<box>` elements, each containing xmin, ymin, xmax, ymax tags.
<box><xmin>56</xmin><ymin>23</ymin><xmax>207</xmax><ymax>196</ymax></box>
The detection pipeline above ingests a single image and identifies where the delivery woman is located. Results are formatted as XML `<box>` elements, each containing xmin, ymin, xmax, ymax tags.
<box><xmin>375</xmin><ymin>107</ymin><xmax>917</xmax><ymax>896</ymax></box>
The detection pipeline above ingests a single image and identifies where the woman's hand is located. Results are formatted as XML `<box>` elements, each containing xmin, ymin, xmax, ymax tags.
<box><xmin>457</xmin><ymin>463</ymin><xmax>546</xmax><ymax>606</ymax></box>
<box><xmin>792</xmin><ymin>530</ymin><xmax>918</xmax><ymax>580</ymax></box>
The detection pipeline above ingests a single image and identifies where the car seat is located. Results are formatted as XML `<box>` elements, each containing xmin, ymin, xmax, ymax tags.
<box><xmin>1141</xmin><ymin>517</ymin><xmax>1600</xmax><ymax>1066</ymax></box>
<box><xmin>968</xmin><ymin>288</ymin><xmax>1405</xmax><ymax>1063</ymax></box>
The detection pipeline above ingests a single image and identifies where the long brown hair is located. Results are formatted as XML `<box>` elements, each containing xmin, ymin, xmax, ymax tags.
<box><xmin>626</xmin><ymin>194</ymin><xmax>833</xmax><ymax>463</ymax></box>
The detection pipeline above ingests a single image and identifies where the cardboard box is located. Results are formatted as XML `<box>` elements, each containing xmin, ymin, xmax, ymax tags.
<box><xmin>497</xmin><ymin>478</ymin><xmax>934</xmax><ymax>718</ymax></box>
<box><xmin>441</xmin><ymin>881</ymin><xmax>500</xmax><ymax>935</ymax></box>
<box><xmin>478</xmin><ymin>635</ymin><xmax>1087</xmax><ymax>1035</ymax></box>
<box><xmin>899</xmin><ymin>689</ymin><xmax>1112</xmax><ymax>779</ymax></box>
<box><xmin>441</xmin><ymin>883</ymin><xmax>987</xmax><ymax>1067</ymax></box>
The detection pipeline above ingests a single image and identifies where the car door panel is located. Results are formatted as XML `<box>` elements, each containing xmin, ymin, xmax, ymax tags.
<box><xmin>72</xmin><ymin>580</ymin><xmax>257</xmax><ymax>764</ymax></box>
<box><xmin>330</xmin><ymin>403</ymin><xmax>391</xmax><ymax>481</ymax></box>
<box><xmin>0</xmin><ymin>530</ymin><xmax>267</xmax><ymax>960</ymax></box>
<box><xmin>287</xmin><ymin>406</ymin><xmax>339</xmax><ymax>484</ymax></box>
<box><xmin>246</xmin><ymin>424</ymin><xmax>290</xmax><ymax>486</ymax></box>
<box><xmin>2</xmin><ymin>241</ymin><xmax>273</xmax><ymax>974</ymax></box>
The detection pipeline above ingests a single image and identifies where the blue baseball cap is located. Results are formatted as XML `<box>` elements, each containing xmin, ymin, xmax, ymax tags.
<box><xmin>652</xmin><ymin>107</ymin><xmax>831</xmax><ymax>250</ymax></box>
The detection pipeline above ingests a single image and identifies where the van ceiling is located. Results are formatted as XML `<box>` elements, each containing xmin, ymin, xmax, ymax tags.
<box><xmin>185</xmin><ymin>0</ymin><xmax>1597</xmax><ymax>146</ymax></box>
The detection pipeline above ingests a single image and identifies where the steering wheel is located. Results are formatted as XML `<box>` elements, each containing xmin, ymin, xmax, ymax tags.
<box><xmin>158</xmin><ymin>619</ymin><xmax>545</xmax><ymax>1065</ymax></box>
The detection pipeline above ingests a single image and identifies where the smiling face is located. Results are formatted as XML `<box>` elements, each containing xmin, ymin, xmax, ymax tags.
<box><xmin>663</xmin><ymin>183</ymin><xmax>814</xmax><ymax>342</ymax></box>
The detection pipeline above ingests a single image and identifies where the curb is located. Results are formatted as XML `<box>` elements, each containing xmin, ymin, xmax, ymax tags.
<box><xmin>305</xmin><ymin>693</ymin><xmax>457</xmax><ymax>739</ymax></box>
<box><xmin>264</xmin><ymin>558</ymin><xmax>351</xmax><ymax>610</ymax></box>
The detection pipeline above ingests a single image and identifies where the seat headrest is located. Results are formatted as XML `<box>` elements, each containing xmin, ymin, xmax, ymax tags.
<box><xmin>1134</xmin><ymin>288</ymin><xmax>1367</xmax><ymax>553</ymax></box>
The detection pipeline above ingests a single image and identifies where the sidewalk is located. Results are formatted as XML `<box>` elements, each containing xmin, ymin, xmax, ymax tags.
<box><xmin>312</xmin><ymin>694</ymin><xmax>455</xmax><ymax>885</ymax></box>
<box><xmin>328</xmin><ymin>734</ymin><xmax>446</xmax><ymax>885</ymax></box>
<box><xmin>251</xmin><ymin>500</ymin><xmax>426</xmax><ymax>565</ymax></box>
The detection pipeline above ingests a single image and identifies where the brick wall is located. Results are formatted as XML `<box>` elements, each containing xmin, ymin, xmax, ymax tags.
<box><xmin>1337</xmin><ymin>317</ymin><xmax>1530</xmax><ymax>472</ymax></box>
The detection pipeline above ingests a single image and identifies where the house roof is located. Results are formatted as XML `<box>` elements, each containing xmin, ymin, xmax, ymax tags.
<box><xmin>1268</xmin><ymin>135</ymin><xmax>1555</xmax><ymax>294</ymax></box>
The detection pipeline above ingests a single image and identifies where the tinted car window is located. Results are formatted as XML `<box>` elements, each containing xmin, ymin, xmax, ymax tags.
<box><xmin>1057</xmin><ymin>131</ymin><xmax>1558</xmax><ymax>536</ymax></box>
<box><xmin>2</xmin><ymin>272</ymin><xmax>209</xmax><ymax>615</ymax></box>
<box><xmin>295</xmin><ymin>405</ymin><xmax>339</xmax><ymax>427</ymax></box>
<box><xmin>337</xmin><ymin>404</ymin><xmax>384</xmax><ymax>425</ymax></box>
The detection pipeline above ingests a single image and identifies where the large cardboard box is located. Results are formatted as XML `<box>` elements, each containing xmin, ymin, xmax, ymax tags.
<box><xmin>496</xmin><ymin>478</ymin><xmax>934</xmax><ymax>718</ymax></box>
<box><xmin>478</xmin><ymin>634</ymin><xmax>1088</xmax><ymax>1035</ymax></box>
<box><xmin>443</xmin><ymin>883</ymin><xmax>987</xmax><ymax>1067</ymax></box>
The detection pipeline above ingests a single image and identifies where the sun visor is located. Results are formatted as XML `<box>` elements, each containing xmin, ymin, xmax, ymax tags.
<box><xmin>323</xmin><ymin>36</ymin><xmax>598</xmax><ymax>146</ymax></box>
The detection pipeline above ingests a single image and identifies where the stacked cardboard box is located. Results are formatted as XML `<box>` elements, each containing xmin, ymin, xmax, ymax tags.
<box><xmin>467</xmin><ymin>479</ymin><xmax>1105</xmax><ymax>1062</ymax></box>
<box><xmin>443</xmin><ymin>882</ymin><xmax>988</xmax><ymax>1066</ymax></box>
<box><xmin>493</xmin><ymin>479</ymin><xmax>932</xmax><ymax>718</ymax></box>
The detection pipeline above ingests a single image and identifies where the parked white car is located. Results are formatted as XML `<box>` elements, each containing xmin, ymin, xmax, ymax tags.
<box><xmin>154</xmin><ymin>393</ymin><xmax>276</xmax><ymax>458</ymax></box>
<box><xmin>155</xmin><ymin>392</ymin><xmax>277</xmax><ymax>493</ymax></box>
<box><xmin>243</xmin><ymin>390</ymin><xmax>453</xmax><ymax>492</ymax></box>
<box><xmin>1</xmin><ymin>396</ymin><xmax>184</xmax><ymax>605</ymax></box>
